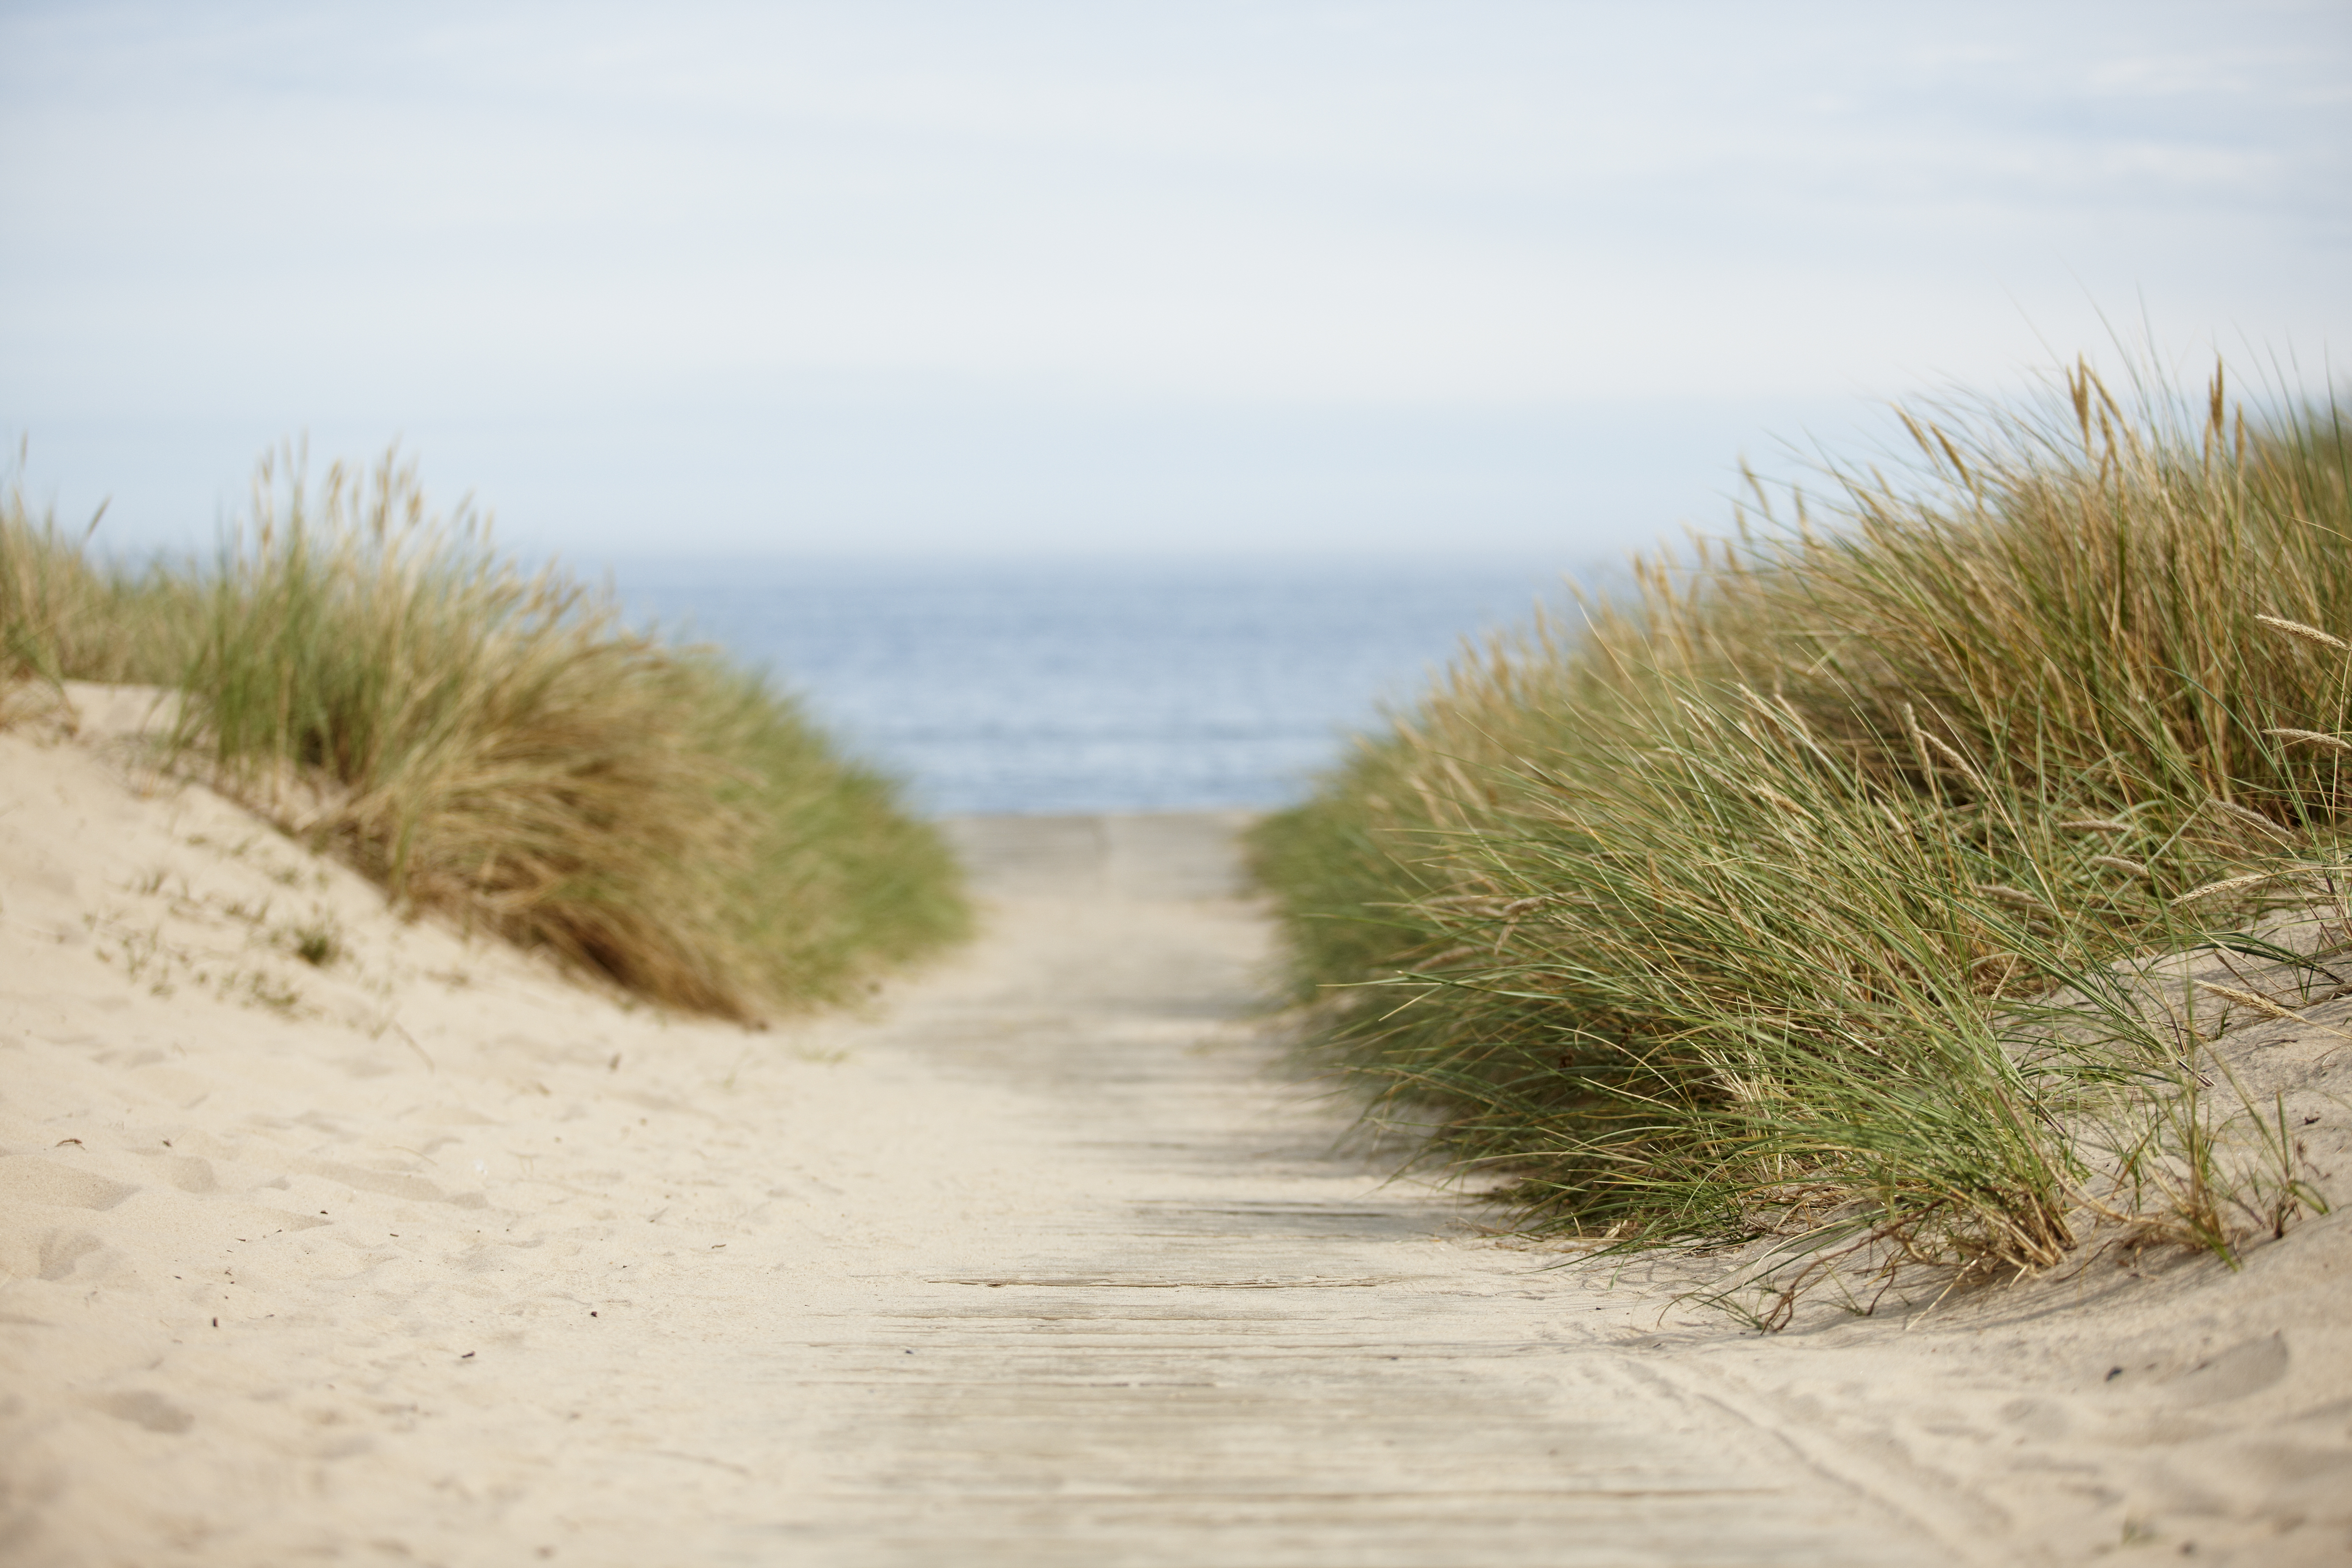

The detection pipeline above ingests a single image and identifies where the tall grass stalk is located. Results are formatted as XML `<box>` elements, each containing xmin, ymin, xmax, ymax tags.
<box><xmin>1251</xmin><ymin>360</ymin><xmax>2348</xmax><ymax>1315</ymax></box>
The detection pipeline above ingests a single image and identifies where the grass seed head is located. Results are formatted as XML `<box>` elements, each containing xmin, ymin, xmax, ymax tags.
<box><xmin>2174</xmin><ymin>871</ymin><xmax>2286</xmax><ymax>906</ymax></box>
<box><xmin>2193</xmin><ymin>981</ymin><xmax>2300</xmax><ymax>1022</ymax></box>
<box><xmin>2266</xmin><ymin>727</ymin><xmax>2352</xmax><ymax>755</ymax></box>
<box><xmin>2255</xmin><ymin>614</ymin><xmax>2350</xmax><ymax>653</ymax></box>
<box><xmin>2204</xmin><ymin>797</ymin><xmax>2296</xmax><ymax>843</ymax></box>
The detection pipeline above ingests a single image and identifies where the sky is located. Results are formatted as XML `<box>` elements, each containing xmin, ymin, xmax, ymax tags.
<box><xmin>1</xmin><ymin>0</ymin><xmax>2346</xmax><ymax>561</ymax></box>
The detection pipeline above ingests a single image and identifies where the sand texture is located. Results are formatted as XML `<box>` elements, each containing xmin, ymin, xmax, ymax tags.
<box><xmin>4</xmin><ymin>687</ymin><xmax>2351</xmax><ymax>1566</ymax></box>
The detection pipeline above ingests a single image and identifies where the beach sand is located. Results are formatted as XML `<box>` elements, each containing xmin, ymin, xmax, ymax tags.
<box><xmin>4</xmin><ymin>686</ymin><xmax>2349</xmax><ymax>1565</ymax></box>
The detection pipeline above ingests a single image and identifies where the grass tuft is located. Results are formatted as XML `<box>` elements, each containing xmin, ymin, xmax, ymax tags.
<box><xmin>0</xmin><ymin>447</ymin><xmax>198</xmax><ymax>709</ymax></box>
<box><xmin>1249</xmin><ymin>357</ymin><xmax>2348</xmax><ymax>1316</ymax></box>
<box><xmin>5</xmin><ymin>443</ymin><xmax>968</xmax><ymax>1019</ymax></box>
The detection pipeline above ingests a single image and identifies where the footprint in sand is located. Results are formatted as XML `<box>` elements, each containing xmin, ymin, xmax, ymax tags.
<box><xmin>96</xmin><ymin>1391</ymin><xmax>194</xmax><ymax>1435</ymax></box>
<box><xmin>0</xmin><ymin>1155</ymin><xmax>140</xmax><ymax>1211</ymax></box>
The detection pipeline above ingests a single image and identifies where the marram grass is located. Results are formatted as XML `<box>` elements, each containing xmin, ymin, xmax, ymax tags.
<box><xmin>0</xmin><ymin>450</ymin><xmax>198</xmax><ymax>699</ymax></box>
<box><xmin>3</xmin><ymin>447</ymin><xmax>968</xmax><ymax>1019</ymax></box>
<box><xmin>1250</xmin><ymin>360</ymin><xmax>2346</xmax><ymax>1317</ymax></box>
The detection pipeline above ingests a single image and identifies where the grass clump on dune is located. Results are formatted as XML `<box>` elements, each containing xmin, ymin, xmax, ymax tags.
<box><xmin>1250</xmin><ymin>359</ymin><xmax>2346</xmax><ymax>1317</ymax></box>
<box><xmin>0</xmin><ymin>452</ymin><xmax>198</xmax><ymax>701</ymax></box>
<box><xmin>3</xmin><ymin>446</ymin><xmax>968</xmax><ymax>1019</ymax></box>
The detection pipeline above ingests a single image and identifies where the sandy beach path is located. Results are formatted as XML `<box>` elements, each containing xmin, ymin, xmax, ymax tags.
<box><xmin>732</xmin><ymin>813</ymin><xmax>1931</xmax><ymax>1567</ymax></box>
<box><xmin>6</xmin><ymin>722</ymin><xmax>2348</xmax><ymax>1566</ymax></box>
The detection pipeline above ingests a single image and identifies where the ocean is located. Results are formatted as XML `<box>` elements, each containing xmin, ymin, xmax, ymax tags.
<box><xmin>609</xmin><ymin>555</ymin><xmax>1586</xmax><ymax>817</ymax></box>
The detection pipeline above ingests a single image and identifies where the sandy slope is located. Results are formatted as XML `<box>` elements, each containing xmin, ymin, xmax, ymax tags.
<box><xmin>3</xmin><ymin>688</ymin><xmax>2349</xmax><ymax>1566</ymax></box>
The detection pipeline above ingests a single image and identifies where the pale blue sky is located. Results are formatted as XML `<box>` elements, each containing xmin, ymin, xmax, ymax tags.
<box><xmin>2</xmin><ymin>0</ymin><xmax>2345</xmax><ymax>558</ymax></box>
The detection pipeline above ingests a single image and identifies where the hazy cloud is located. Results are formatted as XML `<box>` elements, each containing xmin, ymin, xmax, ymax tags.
<box><xmin>2</xmin><ymin>0</ymin><xmax>2344</xmax><ymax>554</ymax></box>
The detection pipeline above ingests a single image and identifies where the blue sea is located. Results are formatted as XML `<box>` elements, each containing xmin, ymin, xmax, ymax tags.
<box><xmin>609</xmin><ymin>555</ymin><xmax>1585</xmax><ymax>817</ymax></box>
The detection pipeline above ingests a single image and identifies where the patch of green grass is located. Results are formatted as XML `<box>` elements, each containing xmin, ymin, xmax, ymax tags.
<box><xmin>1250</xmin><ymin>358</ymin><xmax>2347</xmax><ymax>1313</ymax></box>
<box><xmin>4</xmin><ymin>443</ymin><xmax>969</xmax><ymax>1019</ymax></box>
<box><xmin>280</xmin><ymin>914</ymin><xmax>343</xmax><ymax>968</ymax></box>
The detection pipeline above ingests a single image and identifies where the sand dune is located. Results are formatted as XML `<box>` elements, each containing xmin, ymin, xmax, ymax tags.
<box><xmin>4</xmin><ymin>688</ymin><xmax>2349</xmax><ymax>1565</ymax></box>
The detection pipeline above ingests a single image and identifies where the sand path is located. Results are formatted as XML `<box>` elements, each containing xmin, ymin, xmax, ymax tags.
<box><xmin>734</xmin><ymin>813</ymin><xmax>1931</xmax><ymax>1566</ymax></box>
<box><xmin>5</xmin><ymin>710</ymin><xmax>2348</xmax><ymax>1565</ymax></box>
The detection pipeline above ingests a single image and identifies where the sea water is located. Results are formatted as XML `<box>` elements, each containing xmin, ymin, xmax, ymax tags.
<box><xmin>610</xmin><ymin>555</ymin><xmax>1588</xmax><ymax>817</ymax></box>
